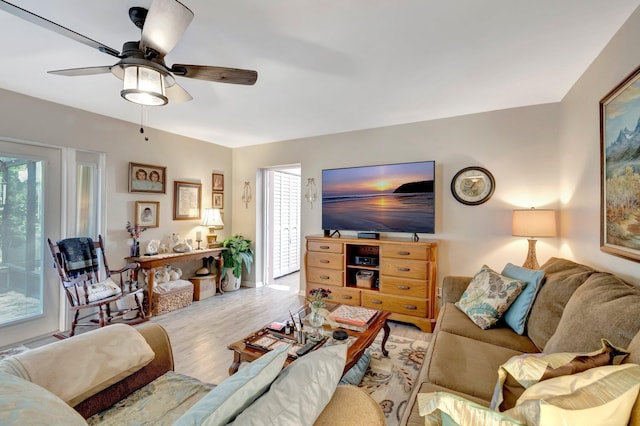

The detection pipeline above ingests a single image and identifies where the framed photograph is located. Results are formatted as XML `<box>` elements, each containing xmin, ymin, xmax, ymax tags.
<box><xmin>213</xmin><ymin>173</ymin><xmax>224</xmax><ymax>191</ymax></box>
<box><xmin>173</xmin><ymin>181</ymin><xmax>202</xmax><ymax>220</ymax></box>
<box><xmin>129</xmin><ymin>162</ymin><xmax>166</xmax><ymax>194</ymax></box>
<box><xmin>213</xmin><ymin>192</ymin><xmax>224</xmax><ymax>209</ymax></box>
<box><xmin>135</xmin><ymin>201</ymin><xmax>159</xmax><ymax>228</ymax></box>
<box><xmin>600</xmin><ymin>65</ymin><xmax>640</xmax><ymax>262</ymax></box>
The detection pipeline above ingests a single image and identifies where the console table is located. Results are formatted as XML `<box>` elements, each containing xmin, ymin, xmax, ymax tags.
<box><xmin>127</xmin><ymin>248</ymin><xmax>225</xmax><ymax>316</ymax></box>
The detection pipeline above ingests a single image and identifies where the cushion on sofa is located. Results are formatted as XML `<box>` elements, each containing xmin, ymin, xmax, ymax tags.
<box><xmin>526</xmin><ymin>257</ymin><xmax>596</xmax><ymax>351</ymax></box>
<box><xmin>544</xmin><ymin>272</ymin><xmax>640</xmax><ymax>353</ymax></box>
<box><xmin>510</xmin><ymin>364</ymin><xmax>640</xmax><ymax>425</ymax></box>
<box><xmin>0</xmin><ymin>323</ymin><xmax>154</xmax><ymax>407</ymax></box>
<box><xmin>455</xmin><ymin>265</ymin><xmax>526</xmax><ymax>330</ymax></box>
<box><xmin>491</xmin><ymin>339</ymin><xmax>629</xmax><ymax>411</ymax></box>
<box><xmin>437</xmin><ymin>303</ymin><xmax>539</xmax><ymax>353</ymax></box>
<box><xmin>230</xmin><ymin>344</ymin><xmax>347</xmax><ymax>426</ymax></box>
<box><xmin>0</xmin><ymin>372</ymin><xmax>88</xmax><ymax>426</ymax></box>
<box><xmin>418</xmin><ymin>392</ymin><xmax>523</xmax><ymax>426</ymax></box>
<box><xmin>426</xmin><ymin>330</ymin><xmax>524</xmax><ymax>402</ymax></box>
<box><xmin>501</xmin><ymin>263</ymin><xmax>545</xmax><ymax>335</ymax></box>
<box><xmin>174</xmin><ymin>343</ymin><xmax>290</xmax><ymax>426</ymax></box>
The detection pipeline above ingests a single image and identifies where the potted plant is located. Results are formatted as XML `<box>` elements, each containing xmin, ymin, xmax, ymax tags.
<box><xmin>220</xmin><ymin>235</ymin><xmax>254</xmax><ymax>291</ymax></box>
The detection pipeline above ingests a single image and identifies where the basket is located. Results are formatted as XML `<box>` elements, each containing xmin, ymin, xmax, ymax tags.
<box><xmin>355</xmin><ymin>270</ymin><xmax>375</xmax><ymax>288</ymax></box>
<box><xmin>151</xmin><ymin>280</ymin><xmax>194</xmax><ymax>315</ymax></box>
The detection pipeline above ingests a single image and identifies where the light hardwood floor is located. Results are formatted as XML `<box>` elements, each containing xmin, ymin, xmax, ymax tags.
<box><xmin>23</xmin><ymin>272</ymin><xmax>432</xmax><ymax>386</ymax></box>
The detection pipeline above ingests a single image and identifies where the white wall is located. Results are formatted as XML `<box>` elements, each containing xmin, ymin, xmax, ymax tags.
<box><xmin>559</xmin><ymin>7</ymin><xmax>640</xmax><ymax>284</ymax></box>
<box><xmin>0</xmin><ymin>89</ymin><xmax>233</xmax><ymax>267</ymax></box>
<box><xmin>233</xmin><ymin>103</ymin><xmax>563</xmax><ymax>289</ymax></box>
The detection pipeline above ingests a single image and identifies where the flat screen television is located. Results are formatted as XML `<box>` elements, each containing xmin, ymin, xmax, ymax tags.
<box><xmin>322</xmin><ymin>160</ymin><xmax>435</xmax><ymax>234</ymax></box>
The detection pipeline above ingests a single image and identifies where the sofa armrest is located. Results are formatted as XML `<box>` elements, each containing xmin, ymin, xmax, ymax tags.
<box><xmin>442</xmin><ymin>276</ymin><xmax>472</xmax><ymax>304</ymax></box>
<box><xmin>73</xmin><ymin>322</ymin><xmax>174</xmax><ymax>418</ymax></box>
<box><xmin>314</xmin><ymin>385</ymin><xmax>385</xmax><ymax>425</ymax></box>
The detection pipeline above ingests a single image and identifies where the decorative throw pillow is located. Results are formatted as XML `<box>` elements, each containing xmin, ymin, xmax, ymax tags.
<box><xmin>418</xmin><ymin>392</ymin><xmax>524</xmax><ymax>426</ymax></box>
<box><xmin>174</xmin><ymin>343</ymin><xmax>290</xmax><ymax>426</ymax></box>
<box><xmin>0</xmin><ymin>372</ymin><xmax>88</xmax><ymax>426</ymax></box>
<box><xmin>490</xmin><ymin>339</ymin><xmax>629</xmax><ymax>411</ymax></box>
<box><xmin>501</xmin><ymin>263</ymin><xmax>545</xmax><ymax>335</ymax></box>
<box><xmin>507</xmin><ymin>364</ymin><xmax>640</xmax><ymax>426</ymax></box>
<box><xmin>230</xmin><ymin>344</ymin><xmax>348</xmax><ymax>426</ymax></box>
<box><xmin>455</xmin><ymin>265</ymin><xmax>526</xmax><ymax>330</ymax></box>
<box><xmin>339</xmin><ymin>349</ymin><xmax>371</xmax><ymax>386</ymax></box>
<box><xmin>73</xmin><ymin>277</ymin><xmax>122</xmax><ymax>305</ymax></box>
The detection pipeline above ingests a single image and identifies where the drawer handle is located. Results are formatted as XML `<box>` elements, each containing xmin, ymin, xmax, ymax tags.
<box><xmin>397</xmin><ymin>285</ymin><xmax>410</xmax><ymax>290</ymax></box>
<box><xmin>397</xmin><ymin>267</ymin><xmax>411</xmax><ymax>272</ymax></box>
<box><xmin>370</xmin><ymin>299</ymin><xmax>383</xmax><ymax>305</ymax></box>
<box><xmin>403</xmin><ymin>304</ymin><xmax>417</xmax><ymax>310</ymax></box>
<box><xmin>319</xmin><ymin>245</ymin><xmax>331</xmax><ymax>250</ymax></box>
<box><xmin>319</xmin><ymin>275</ymin><xmax>330</xmax><ymax>280</ymax></box>
<box><xmin>319</xmin><ymin>259</ymin><xmax>330</xmax><ymax>264</ymax></box>
<box><xmin>397</xmin><ymin>251</ymin><xmax>411</xmax><ymax>256</ymax></box>
<box><xmin>341</xmin><ymin>295</ymin><xmax>353</xmax><ymax>300</ymax></box>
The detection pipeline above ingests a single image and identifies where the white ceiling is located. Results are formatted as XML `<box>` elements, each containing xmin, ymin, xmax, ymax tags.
<box><xmin>0</xmin><ymin>1</ymin><xmax>638</xmax><ymax>148</ymax></box>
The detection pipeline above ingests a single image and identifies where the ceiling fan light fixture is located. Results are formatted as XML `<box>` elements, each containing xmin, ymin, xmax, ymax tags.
<box><xmin>121</xmin><ymin>65</ymin><xmax>168</xmax><ymax>106</ymax></box>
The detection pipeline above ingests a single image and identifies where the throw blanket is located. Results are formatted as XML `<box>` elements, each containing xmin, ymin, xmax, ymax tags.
<box><xmin>57</xmin><ymin>237</ymin><xmax>98</xmax><ymax>277</ymax></box>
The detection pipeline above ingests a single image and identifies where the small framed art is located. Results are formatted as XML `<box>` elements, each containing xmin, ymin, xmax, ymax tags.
<box><xmin>174</xmin><ymin>181</ymin><xmax>202</xmax><ymax>220</ymax></box>
<box><xmin>136</xmin><ymin>201</ymin><xmax>159</xmax><ymax>228</ymax></box>
<box><xmin>213</xmin><ymin>192</ymin><xmax>224</xmax><ymax>209</ymax></box>
<box><xmin>129</xmin><ymin>162</ymin><xmax>166</xmax><ymax>194</ymax></box>
<box><xmin>213</xmin><ymin>173</ymin><xmax>224</xmax><ymax>191</ymax></box>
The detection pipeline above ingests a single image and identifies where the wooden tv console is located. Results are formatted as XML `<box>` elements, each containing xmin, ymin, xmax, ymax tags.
<box><xmin>305</xmin><ymin>235</ymin><xmax>438</xmax><ymax>332</ymax></box>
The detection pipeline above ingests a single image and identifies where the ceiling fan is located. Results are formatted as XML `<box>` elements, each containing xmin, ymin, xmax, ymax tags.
<box><xmin>0</xmin><ymin>0</ymin><xmax>258</xmax><ymax>106</ymax></box>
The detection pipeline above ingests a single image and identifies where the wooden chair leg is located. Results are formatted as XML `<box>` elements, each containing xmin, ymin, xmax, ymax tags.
<box><xmin>98</xmin><ymin>306</ymin><xmax>106</xmax><ymax>327</ymax></box>
<box><xmin>135</xmin><ymin>293</ymin><xmax>145</xmax><ymax>319</ymax></box>
<box><xmin>70</xmin><ymin>310</ymin><xmax>80</xmax><ymax>337</ymax></box>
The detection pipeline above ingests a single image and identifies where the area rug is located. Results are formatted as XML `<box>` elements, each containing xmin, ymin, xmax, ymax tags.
<box><xmin>360</xmin><ymin>331</ymin><xmax>430</xmax><ymax>426</ymax></box>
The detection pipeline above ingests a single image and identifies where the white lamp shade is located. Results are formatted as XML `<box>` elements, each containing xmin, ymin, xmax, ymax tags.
<box><xmin>201</xmin><ymin>208</ymin><xmax>224</xmax><ymax>228</ymax></box>
<box><xmin>512</xmin><ymin>209</ymin><xmax>557</xmax><ymax>238</ymax></box>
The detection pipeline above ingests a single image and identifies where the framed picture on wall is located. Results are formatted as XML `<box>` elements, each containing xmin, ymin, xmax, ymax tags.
<box><xmin>129</xmin><ymin>162</ymin><xmax>166</xmax><ymax>194</ymax></box>
<box><xmin>213</xmin><ymin>192</ymin><xmax>224</xmax><ymax>209</ymax></box>
<box><xmin>173</xmin><ymin>181</ymin><xmax>202</xmax><ymax>220</ymax></box>
<box><xmin>213</xmin><ymin>173</ymin><xmax>224</xmax><ymax>191</ymax></box>
<box><xmin>600</xmin><ymin>64</ymin><xmax>640</xmax><ymax>262</ymax></box>
<box><xmin>135</xmin><ymin>201</ymin><xmax>159</xmax><ymax>228</ymax></box>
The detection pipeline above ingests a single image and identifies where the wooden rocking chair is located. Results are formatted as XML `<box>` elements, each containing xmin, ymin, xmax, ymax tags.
<box><xmin>48</xmin><ymin>235</ymin><xmax>145</xmax><ymax>338</ymax></box>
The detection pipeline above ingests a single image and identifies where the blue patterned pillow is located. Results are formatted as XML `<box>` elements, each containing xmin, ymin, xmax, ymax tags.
<box><xmin>455</xmin><ymin>265</ymin><xmax>526</xmax><ymax>330</ymax></box>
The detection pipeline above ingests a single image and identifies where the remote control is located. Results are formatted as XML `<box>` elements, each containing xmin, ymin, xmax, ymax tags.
<box><xmin>295</xmin><ymin>341</ymin><xmax>317</xmax><ymax>357</ymax></box>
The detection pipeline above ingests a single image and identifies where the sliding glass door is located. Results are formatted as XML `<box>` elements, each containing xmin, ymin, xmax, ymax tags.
<box><xmin>0</xmin><ymin>140</ymin><xmax>61</xmax><ymax>347</ymax></box>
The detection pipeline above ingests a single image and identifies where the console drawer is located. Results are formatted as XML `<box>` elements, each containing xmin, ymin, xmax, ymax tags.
<box><xmin>307</xmin><ymin>252</ymin><xmax>343</xmax><ymax>270</ymax></box>
<box><xmin>380</xmin><ymin>258</ymin><xmax>427</xmax><ymax>280</ymax></box>
<box><xmin>380</xmin><ymin>244</ymin><xmax>429</xmax><ymax>260</ymax></box>
<box><xmin>307</xmin><ymin>267</ymin><xmax>343</xmax><ymax>286</ymax></box>
<box><xmin>326</xmin><ymin>286</ymin><xmax>360</xmax><ymax>306</ymax></box>
<box><xmin>379</xmin><ymin>276</ymin><xmax>427</xmax><ymax>298</ymax></box>
<box><xmin>362</xmin><ymin>292</ymin><xmax>427</xmax><ymax>317</ymax></box>
<box><xmin>308</xmin><ymin>240</ymin><xmax>343</xmax><ymax>254</ymax></box>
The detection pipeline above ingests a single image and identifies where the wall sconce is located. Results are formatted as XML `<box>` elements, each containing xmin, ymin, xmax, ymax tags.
<box><xmin>304</xmin><ymin>178</ymin><xmax>317</xmax><ymax>208</ymax></box>
<box><xmin>512</xmin><ymin>208</ymin><xmax>557</xmax><ymax>269</ymax></box>
<box><xmin>242</xmin><ymin>181</ymin><xmax>252</xmax><ymax>209</ymax></box>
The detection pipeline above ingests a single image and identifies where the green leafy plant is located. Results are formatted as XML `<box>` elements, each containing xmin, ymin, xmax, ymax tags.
<box><xmin>220</xmin><ymin>235</ymin><xmax>254</xmax><ymax>279</ymax></box>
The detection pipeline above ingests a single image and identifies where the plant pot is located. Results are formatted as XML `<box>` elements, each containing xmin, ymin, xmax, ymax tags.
<box><xmin>222</xmin><ymin>270</ymin><xmax>241</xmax><ymax>292</ymax></box>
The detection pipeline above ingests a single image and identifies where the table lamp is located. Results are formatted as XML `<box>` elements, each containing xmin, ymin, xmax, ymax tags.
<box><xmin>201</xmin><ymin>208</ymin><xmax>224</xmax><ymax>248</ymax></box>
<box><xmin>512</xmin><ymin>208</ymin><xmax>557</xmax><ymax>269</ymax></box>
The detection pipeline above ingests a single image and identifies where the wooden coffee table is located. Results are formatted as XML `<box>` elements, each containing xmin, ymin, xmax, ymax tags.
<box><xmin>227</xmin><ymin>306</ymin><xmax>391</xmax><ymax>375</ymax></box>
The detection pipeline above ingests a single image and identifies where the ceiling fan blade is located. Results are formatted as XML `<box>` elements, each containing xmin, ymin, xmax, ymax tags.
<box><xmin>0</xmin><ymin>0</ymin><xmax>120</xmax><ymax>58</ymax></box>
<box><xmin>166</xmin><ymin>82</ymin><xmax>193</xmax><ymax>103</ymax></box>
<box><xmin>48</xmin><ymin>66</ymin><xmax>113</xmax><ymax>76</ymax></box>
<box><xmin>141</xmin><ymin>0</ymin><xmax>193</xmax><ymax>58</ymax></box>
<box><xmin>171</xmin><ymin>65</ymin><xmax>258</xmax><ymax>85</ymax></box>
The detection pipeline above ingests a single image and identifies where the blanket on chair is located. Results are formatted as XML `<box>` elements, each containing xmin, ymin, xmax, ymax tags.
<box><xmin>57</xmin><ymin>237</ymin><xmax>98</xmax><ymax>276</ymax></box>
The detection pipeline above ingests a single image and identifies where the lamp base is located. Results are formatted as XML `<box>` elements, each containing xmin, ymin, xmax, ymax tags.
<box><xmin>206</xmin><ymin>232</ymin><xmax>218</xmax><ymax>249</ymax></box>
<box><xmin>522</xmin><ymin>238</ymin><xmax>540</xmax><ymax>270</ymax></box>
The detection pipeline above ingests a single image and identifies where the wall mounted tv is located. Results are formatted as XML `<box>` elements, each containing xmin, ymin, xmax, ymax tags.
<box><xmin>322</xmin><ymin>160</ymin><xmax>435</xmax><ymax>234</ymax></box>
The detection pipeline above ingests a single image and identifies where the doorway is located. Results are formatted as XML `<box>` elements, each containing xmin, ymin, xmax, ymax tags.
<box><xmin>264</xmin><ymin>166</ymin><xmax>301</xmax><ymax>291</ymax></box>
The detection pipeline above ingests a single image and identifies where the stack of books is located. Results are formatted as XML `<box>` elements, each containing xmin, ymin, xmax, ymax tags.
<box><xmin>328</xmin><ymin>305</ymin><xmax>379</xmax><ymax>331</ymax></box>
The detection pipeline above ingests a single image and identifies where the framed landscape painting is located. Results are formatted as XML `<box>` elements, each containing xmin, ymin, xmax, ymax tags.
<box><xmin>600</xmin><ymin>65</ymin><xmax>640</xmax><ymax>262</ymax></box>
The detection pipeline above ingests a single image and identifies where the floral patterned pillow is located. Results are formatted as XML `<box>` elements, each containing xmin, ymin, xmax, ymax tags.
<box><xmin>455</xmin><ymin>265</ymin><xmax>526</xmax><ymax>330</ymax></box>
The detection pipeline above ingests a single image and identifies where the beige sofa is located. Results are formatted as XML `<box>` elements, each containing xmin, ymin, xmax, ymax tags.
<box><xmin>0</xmin><ymin>322</ymin><xmax>385</xmax><ymax>425</ymax></box>
<box><xmin>401</xmin><ymin>257</ymin><xmax>640</xmax><ymax>425</ymax></box>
